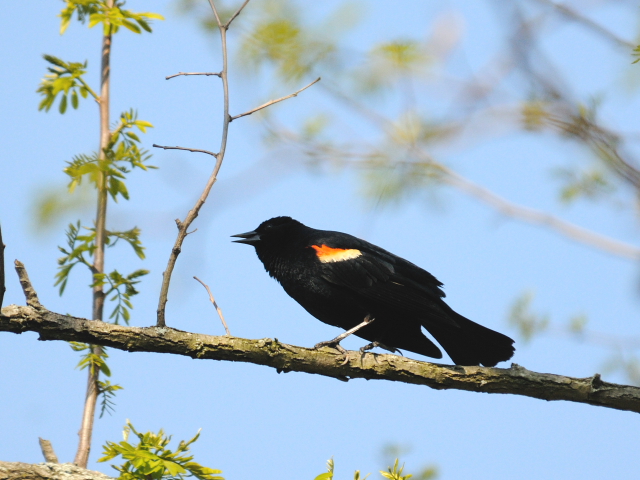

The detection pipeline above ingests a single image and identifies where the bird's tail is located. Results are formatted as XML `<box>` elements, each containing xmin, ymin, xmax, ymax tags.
<box><xmin>426</xmin><ymin>312</ymin><xmax>515</xmax><ymax>367</ymax></box>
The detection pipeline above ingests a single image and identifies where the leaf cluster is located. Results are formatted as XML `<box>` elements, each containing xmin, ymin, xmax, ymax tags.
<box><xmin>60</xmin><ymin>0</ymin><xmax>164</xmax><ymax>36</ymax></box>
<box><xmin>313</xmin><ymin>458</ymin><xmax>436</xmax><ymax>480</ymax></box>
<box><xmin>237</xmin><ymin>0</ymin><xmax>350</xmax><ymax>82</ymax></box>
<box><xmin>99</xmin><ymin>422</ymin><xmax>224</xmax><ymax>480</ymax></box>
<box><xmin>37</xmin><ymin>55</ymin><xmax>97</xmax><ymax>113</ymax></box>
<box><xmin>55</xmin><ymin>221</ymin><xmax>148</xmax><ymax>324</ymax></box>
<box><xmin>69</xmin><ymin>342</ymin><xmax>124</xmax><ymax>417</ymax></box>
<box><xmin>65</xmin><ymin>109</ymin><xmax>156</xmax><ymax>201</ymax></box>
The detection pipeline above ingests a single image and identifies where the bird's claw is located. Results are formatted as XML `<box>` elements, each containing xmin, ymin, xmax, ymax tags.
<box><xmin>314</xmin><ymin>340</ymin><xmax>350</xmax><ymax>365</ymax></box>
<box><xmin>359</xmin><ymin>341</ymin><xmax>380</xmax><ymax>355</ymax></box>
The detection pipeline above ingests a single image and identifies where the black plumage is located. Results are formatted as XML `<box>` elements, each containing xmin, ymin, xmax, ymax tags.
<box><xmin>233</xmin><ymin>216</ymin><xmax>515</xmax><ymax>366</ymax></box>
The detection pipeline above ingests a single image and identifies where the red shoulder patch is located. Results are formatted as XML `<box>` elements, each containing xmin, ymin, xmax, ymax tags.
<box><xmin>311</xmin><ymin>244</ymin><xmax>362</xmax><ymax>263</ymax></box>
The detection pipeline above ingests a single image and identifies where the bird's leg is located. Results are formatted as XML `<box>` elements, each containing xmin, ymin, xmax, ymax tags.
<box><xmin>314</xmin><ymin>315</ymin><xmax>375</xmax><ymax>364</ymax></box>
<box><xmin>359</xmin><ymin>341</ymin><xmax>380</xmax><ymax>354</ymax></box>
<box><xmin>360</xmin><ymin>341</ymin><xmax>399</xmax><ymax>355</ymax></box>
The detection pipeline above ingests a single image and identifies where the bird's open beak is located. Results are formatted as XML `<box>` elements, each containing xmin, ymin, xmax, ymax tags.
<box><xmin>231</xmin><ymin>230</ymin><xmax>261</xmax><ymax>245</ymax></box>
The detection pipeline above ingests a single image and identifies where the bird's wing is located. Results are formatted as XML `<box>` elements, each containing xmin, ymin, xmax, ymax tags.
<box><xmin>309</xmin><ymin>237</ymin><xmax>457</xmax><ymax>327</ymax></box>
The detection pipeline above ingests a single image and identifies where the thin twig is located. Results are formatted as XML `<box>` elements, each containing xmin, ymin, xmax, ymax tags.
<box><xmin>193</xmin><ymin>276</ymin><xmax>230</xmax><ymax>335</ymax></box>
<box><xmin>230</xmin><ymin>77</ymin><xmax>321</xmax><ymax>122</ymax></box>
<box><xmin>14</xmin><ymin>260</ymin><xmax>42</xmax><ymax>309</ymax></box>
<box><xmin>223</xmin><ymin>0</ymin><xmax>251</xmax><ymax>29</ymax></box>
<box><xmin>438</xmin><ymin>165</ymin><xmax>640</xmax><ymax>260</ymax></box>
<box><xmin>533</xmin><ymin>0</ymin><xmax>635</xmax><ymax>49</ymax></box>
<box><xmin>156</xmin><ymin>0</ymin><xmax>237</xmax><ymax>327</ymax></box>
<box><xmin>38</xmin><ymin>438</ymin><xmax>59</xmax><ymax>463</ymax></box>
<box><xmin>152</xmin><ymin>144</ymin><xmax>217</xmax><ymax>157</ymax></box>
<box><xmin>0</xmin><ymin>225</ymin><xmax>5</xmax><ymax>311</ymax></box>
<box><xmin>166</xmin><ymin>71</ymin><xmax>221</xmax><ymax>80</ymax></box>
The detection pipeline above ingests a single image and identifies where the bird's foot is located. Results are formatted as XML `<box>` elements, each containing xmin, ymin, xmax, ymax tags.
<box><xmin>314</xmin><ymin>315</ymin><xmax>376</xmax><ymax>366</ymax></box>
<box><xmin>314</xmin><ymin>339</ymin><xmax>350</xmax><ymax>365</ymax></box>
<box><xmin>359</xmin><ymin>341</ymin><xmax>380</xmax><ymax>354</ymax></box>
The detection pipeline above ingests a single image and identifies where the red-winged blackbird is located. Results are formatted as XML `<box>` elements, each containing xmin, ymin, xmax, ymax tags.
<box><xmin>233</xmin><ymin>216</ymin><xmax>515</xmax><ymax>366</ymax></box>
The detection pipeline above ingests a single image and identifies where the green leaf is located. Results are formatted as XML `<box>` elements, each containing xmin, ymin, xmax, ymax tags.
<box><xmin>125</xmin><ymin>131</ymin><xmax>140</xmax><ymax>142</ymax></box>
<box><xmin>59</xmin><ymin>94</ymin><xmax>68</xmax><ymax>113</ymax></box>
<box><xmin>122</xmin><ymin>19</ymin><xmax>142</xmax><ymax>34</ymax></box>
<box><xmin>314</xmin><ymin>474</ymin><xmax>333</xmax><ymax>480</ymax></box>
<box><xmin>71</xmin><ymin>90</ymin><xmax>79</xmax><ymax>109</ymax></box>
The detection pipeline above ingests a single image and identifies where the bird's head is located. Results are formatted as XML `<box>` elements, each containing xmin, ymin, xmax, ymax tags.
<box><xmin>232</xmin><ymin>216</ymin><xmax>305</xmax><ymax>248</ymax></box>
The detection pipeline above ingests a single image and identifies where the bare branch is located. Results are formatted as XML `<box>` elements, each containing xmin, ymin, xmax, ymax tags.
<box><xmin>230</xmin><ymin>77</ymin><xmax>321</xmax><ymax>122</ymax></box>
<box><xmin>166</xmin><ymin>71</ymin><xmax>221</xmax><ymax>80</ymax></box>
<box><xmin>439</xmin><ymin>165</ymin><xmax>640</xmax><ymax>260</ymax></box>
<box><xmin>14</xmin><ymin>261</ymin><xmax>42</xmax><ymax>309</ymax></box>
<box><xmin>2</xmin><ymin>305</ymin><xmax>640</xmax><ymax>414</ymax></box>
<box><xmin>152</xmin><ymin>144</ymin><xmax>217</xmax><ymax>158</ymax></box>
<box><xmin>532</xmin><ymin>0</ymin><xmax>635</xmax><ymax>49</ymax></box>
<box><xmin>207</xmin><ymin>0</ymin><xmax>222</xmax><ymax>27</ymax></box>
<box><xmin>156</xmin><ymin>0</ymin><xmax>233</xmax><ymax>327</ymax></box>
<box><xmin>224</xmin><ymin>0</ymin><xmax>251</xmax><ymax>29</ymax></box>
<box><xmin>193</xmin><ymin>276</ymin><xmax>230</xmax><ymax>335</ymax></box>
<box><xmin>38</xmin><ymin>438</ymin><xmax>59</xmax><ymax>464</ymax></box>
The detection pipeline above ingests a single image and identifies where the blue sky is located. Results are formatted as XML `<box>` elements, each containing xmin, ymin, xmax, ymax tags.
<box><xmin>1</xmin><ymin>1</ymin><xmax>639</xmax><ymax>479</ymax></box>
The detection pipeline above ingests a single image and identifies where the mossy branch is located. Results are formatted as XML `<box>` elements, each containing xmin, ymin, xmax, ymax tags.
<box><xmin>2</xmin><ymin>303</ymin><xmax>640</xmax><ymax>414</ymax></box>
<box><xmin>0</xmin><ymin>461</ymin><xmax>113</xmax><ymax>480</ymax></box>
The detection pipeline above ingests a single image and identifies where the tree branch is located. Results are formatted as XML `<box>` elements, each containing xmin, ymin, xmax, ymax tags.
<box><xmin>38</xmin><ymin>439</ymin><xmax>58</xmax><ymax>464</ymax></box>
<box><xmin>14</xmin><ymin>261</ymin><xmax>42</xmax><ymax>309</ymax></box>
<box><xmin>193</xmin><ymin>276</ymin><xmax>230</xmax><ymax>335</ymax></box>
<box><xmin>0</xmin><ymin>462</ymin><xmax>113</xmax><ymax>480</ymax></box>
<box><xmin>2</xmin><ymin>304</ymin><xmax>639</xmax><ymax>414</ymax></box>
<box><xmin>165</xmin><ymin>72</ymin><xmax>221</xmax><ymax>80</ymax></box>
<box><xmin>230</xmin><ymin>77</ymin><xmax>321</xmax><ymax>122</ymax></box>
<box><xmin>438</xmin><ymin>165</ymin><xmax>640</xmax><ymax>260</ymax></box>
<box><xmin>223</xmin><ymin>0</ymin><xmax>250</xmax><ymax>29</ymax></box>
<box><xmin>532</xmin><ymin>0</ymin><xmax>635</xmax><ymax>49</ymax></box>
<box><xmin>155</xmin><ymin>0</ymin><xmax>234</xmax><ymax>328</ymax></box>
<box><xmin>152</xmin><ymin>144</ymin><xmax>217</xmax><ymax>158</ymax></box>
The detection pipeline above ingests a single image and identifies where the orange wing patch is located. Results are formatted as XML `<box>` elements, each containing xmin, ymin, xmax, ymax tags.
<box><xmin>311</xmin><ymin>244</ymin><xmax>362</xmax><ymax>263</ymax></box>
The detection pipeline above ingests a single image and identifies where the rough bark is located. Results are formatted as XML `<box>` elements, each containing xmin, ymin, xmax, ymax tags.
<box><xmin>38</xmin><ymin>439</ymin><xmax>58</xmax><ymax>464</ymax></box>
<box><xmin>0</xmin><ymin>462</ymin><xmax>113</xmax><ymax>480</ymax></box>
<box><xmin>2</xmin><ymin>304</ymin><xmax>640</xmax><ymax>414</ymax></box>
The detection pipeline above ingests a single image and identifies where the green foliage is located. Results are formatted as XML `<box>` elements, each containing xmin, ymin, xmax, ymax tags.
<box><xmin>521</xmin><ymin>100</ymin><xmax>549</xmax><ymax>131</ymax></box>
<box><xmin>507</xmin><ymin>291</ymin><xmax>549</xmax><ymax>343</ymax></box>
<box><xmin>313</xmin><ymin>458</ymin><xmax>436</xmax><ymax>480</ymax></box>
<box><xmin>568</xmin><ymin>313</ymin><xmax>588</xmax><ymax>334</ymax></box>
<box><xmin>632</xmin><ymin>44</ymin><xmax>640</xmax><ymax>64</ymax></box>
<box><xmin>37</xmin><ymin>55</ymin><xmax>97</xmax><ymax>112</ymax></box>
<box><xmin>361</xmin><ymin>158</ymin><xmax>443</xmax><ymax>206</ymax></box>
<box><xmin>93</xmin><ymin>268</ymin><xmax>149</xmax><ymax>325</ymax></box>
<box><xmin>56</xmin><ymin>221</ymin><xmax>148</xmax><ymax>323</ymax></box>
<box><xmin>237</xmin><ymin>0</ymin><xmax>354</xmax><ymax>83</ymax></box>
<box><xmin>55</xmin><ymin>221</ymin><xmax>95</xmax><ymax>295</ymax></box>
<box><xmin>381</xmin><ymin>460</ymin><xmax>412</xmax><ymax>480</ymax></box>
<box><xmin>99</xmin><ymin>422</ymin><xmax>224</xmax><ymax>480</ymax></box>
<box><xmin>313</xmin><ymin>457</ymin><xmax>335</xmax><ymax>480</ymax></box>
<box><xmin>97</xmin><ymin>380</ymin><xmax>124</xmax><ymax>417</ymax></box>
<box><xmin>60</xmin><ymin>0</ymin><xmax>164</xmax><ymax>36</ymax></box>
<box><xmin>358</xmin><ymin>41</ymin><xmax>430</xmax><ymax>92</ymax></box>
<box><xmin>65</xmin><ymin>110</ymin><xmax>156</xmax><ymax>200</ymax></box>
<box><xmin>70</xmin><ymin>341</ymin><xmax>113</xmax><ymax>376</ymax></box>
<box><xmin>69</xmin><ymin>342</ymin><xmax>124</xmax><ymax>416</ymax></box>
<box><xmin>556</xmin><ymin>167</ymin><xmax>614</xmax><ymax>203</ymax></box>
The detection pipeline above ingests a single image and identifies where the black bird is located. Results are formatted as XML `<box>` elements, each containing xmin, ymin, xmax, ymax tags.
<box><xmin>233</xmin><ymin>216</ymin><xmax>515</xmax><ymax>366</ymax></box>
